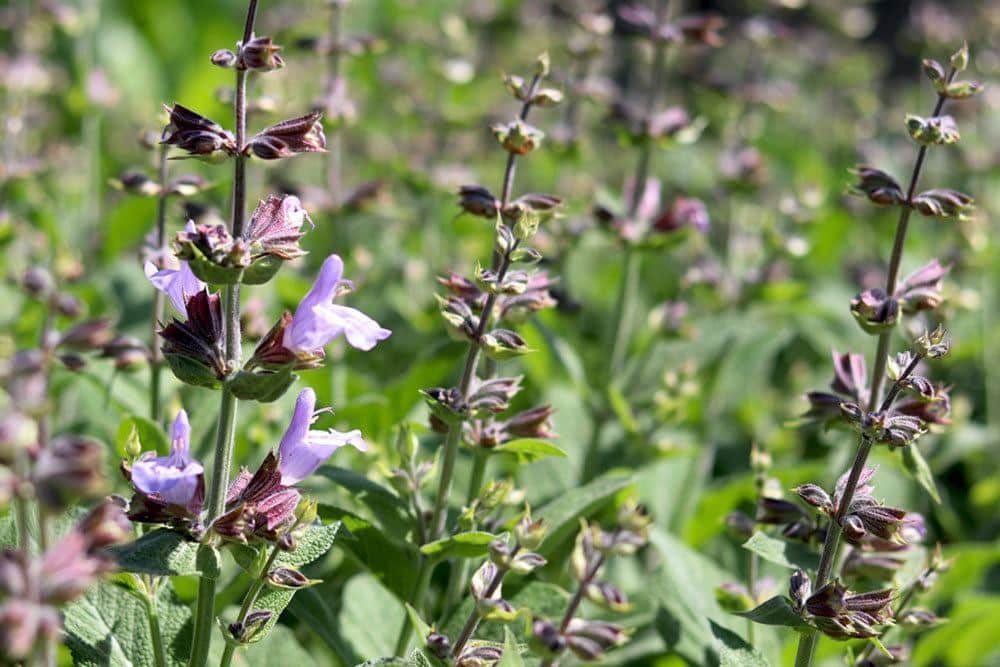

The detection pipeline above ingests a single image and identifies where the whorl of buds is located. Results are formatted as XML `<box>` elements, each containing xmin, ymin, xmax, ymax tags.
<box><xmin>905</xmin><ymin>114</ymin><xmax>960</xmax><ymax>145</ymax></box>
<box><xmin>244</xmin><ymin>112</ymin><xmax>327</xmax><ymax>160</ymax></box>
<box><xmin>911</xmin><ymin>188</ymin><xmax>974</xmax><ymax>221</ymax></box>
<box><xmin>850</xmin><ymin>288</ymin><xmax>899</xmax><ymax>335</ymax></box>
<box><xmin>239</xmin><ymin>35</ymin><xmax>284</xmax><ymax>72</ymax></box>
<box><xmin>850</xmin><ymin>166</ymin><xmax>905</xmax><ymax>207</ymax></box>
<box><xmin>161</xmin><ymin>104</ymin><xmax>237</xmax><ymax>160</ymax></box>
<box><xmin>492</xmin><ymin>119</ymin><xmax>544</xmax><ymax>155</ymax></box>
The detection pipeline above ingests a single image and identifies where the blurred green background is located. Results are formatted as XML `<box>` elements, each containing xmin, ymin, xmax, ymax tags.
<box><xmin>1</xmin><ymin>0</ymin><xmax>998</xmax><ymax>665</ymax></box>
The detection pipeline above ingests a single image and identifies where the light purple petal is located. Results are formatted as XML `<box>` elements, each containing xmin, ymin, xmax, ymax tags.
<box><xmin>278</xmin><ymin>388</ymin><xmax>316</xmax><ymax>463</ymax></box>
<box><xmin>170</xmin><ymin>409</ymin><xmax>191</xmax><ymax>459</ymax></box>
<box><xmin>131</xmin><ymin>455</ymin><xmax>203</xmax><ymax>507</ymax></box>
<box><xmin>284</xmin><ymin>254</ymin><xmax>390</xmax><ymax>353</ymax></box>
<box><xmin>297</xmin><ymin>254</ymin><xmax>343</xmax><ymax>313</ymax></box>
<box><xmin>145</xmin><ymin>261</ymin><xmax>205</xmax><ymax>316</ymax></box>
<box><xmin>324</xmin><ymin>305</ymin><xmax>392</xmax><ymax>351</ymax></box>
<box><xmin>277</xmin><ymin>387</ymin><xmax>366</xmax><ymax>485</ymax></box>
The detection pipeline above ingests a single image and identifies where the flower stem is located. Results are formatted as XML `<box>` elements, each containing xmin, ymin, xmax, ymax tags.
<box><xmin>149</xmin><ymin>144</ymin><xmax>169</xmax><ymax>424</ymax></box>
<box><xmin>220</xmin><ymin>541</ymin><xmax>283</xmax><ymax>667</ymax></box>
<box><xmin>442</xmin><ymin>451</ymin><xmax>489</xmax><ymax>614</ymax></box>
<box><xmin>540</xmin><ymin>552</ymin><xmax>606</xmax><ymax>667</ymax></box>
<box><xmin>450</xmin><ymin>547</ymin><xmax>519</xmax><ymax>658</ymax></box>
<box><xmin>144</xmin><ymin>592</ymin><xmax>168</xmax><ymax>667</ymax></box>
<box><xmin>189</xmin><ymin>5</ymin><xmax>258</xmax><ymax>665</ymax></box>
<box><xmin>793</xmin><ymin>69</ymin><xmax>954</xmax><ymax>667</ymax></box>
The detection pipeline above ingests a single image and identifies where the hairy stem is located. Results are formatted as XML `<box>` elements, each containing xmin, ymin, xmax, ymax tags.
<box><xmin>144</xmin><ymin>592</ymin><xmax>168</xmax><ymax>667</ymax></box>
<box><xmin>189</xmin><ymin>5</ymin><xmax>258</xmax><ymax>665</ymax></box>
<box><xmin>794</xmin><ymin>69</ymin><xmax>954</xmax><ymax>667</ymax></box>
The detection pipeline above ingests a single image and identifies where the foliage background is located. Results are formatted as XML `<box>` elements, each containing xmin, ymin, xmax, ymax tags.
<box><xmin>1</xmin><ymin>0</ymin><xmax>998</xmax><ymax>665</ymax></box>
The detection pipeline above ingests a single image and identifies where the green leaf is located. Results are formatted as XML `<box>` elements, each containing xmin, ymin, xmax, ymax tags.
<box><xmin>116</xmin><ymin>415</ymin><xmax>169</xmax><ymax>457</ymax></box>
<box><xmin>236</xmin><ymin>625</ymin><xmax>314</xmax><ymax>665</ymax></box>
<box><xmin>490</xmin><ymin>438</ymin><xmax>567</xmax><ymax>463</ymax></box>
<box><xmin>245</xmin><ymin>587</ymin><xmax>295</xmax><ymax>644</ymax></box>
<box><xmin>228</xmin><ymin>367</ymin><xmax>298</xmax><ymax>403</ymax></box>
<box><xmin>741</xmin><ymin>532</ymin><xmax>819</xmax><ymax>571</ymax></box>
<box><xmin>650</xmin><ymin>529</ymin><xmax>780</xmax><ymax>665</ymax></box>
<box><xmin>233</xmin><ymin>522</ymin><xmax>341</xmax><ymax>575</ymax></box>
<box><xmin>497</xmin><ymin>627</ymin><xmax>526</xmax><ymax>667</ymax></box>
<box><xmin>535</xmin><ymin>472</ymin><xmax>632</xmax><ymax>560</ymax></box>
<box><xmin>735</xmin><ymin>596</ymin><xmax>809</xmax><ymax>629</ymax></box>
<box><xmin>107</xmin><ymin>528</ymin><xmax>203</xmax><ymax>576</ymax></box>
<box><xmin>319</xmin><ymin>505</ymin><xmax>418</xmax><ymax>600</ymax></box>
<box><xmin>64</xmin><ymin>579</ymin><xmax>191</xmax><ymax>667</ymax></box>
<box><xmin>338</xmin><ymin>574</ymin><xmax>406</xmax><ymax>661</ymax></box>
<box><xmin>315</xmin><ymin>467</ymin><xmax>412</xmax><ymax>536</ymax></box>
<box><xmin>405</xmin><ymin>604</ymin><xmax>432</xmax><ymax>645</ymax></box>
<box><xmin>420</xmin><ymin>531</ymin><xmax>496</xmax><ymax>561</ymax></box>
<box><xmin>607</xmin><ymin>384</ymin><xmax>639</xmax><ymax>434</ymax></box>
<box><xmin>711</xmin><ymin>621</ymin><xmax>771</xmax><ymax>667</ymax></box>
<box><xmin>901</xmin><ymin>445</ymin><xmax>941</xmax><ymax>503</ymax></box>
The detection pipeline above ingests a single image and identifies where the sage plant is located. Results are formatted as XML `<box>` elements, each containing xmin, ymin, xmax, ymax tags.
<box><xmin>116</xmin><ymin>1</ymin><xmax>389</xmax><ymax>665</ymax></box>
<box><xmin>580</xmin><ymin>3</ymin><xmax>718</xmax><ymax>482</ymax></box>
<box><xmin>394</xmin><ymin>52</ymin><xmax>564</xmax><ymax>653</ymax></box>
<box><xmin>734</xmin><ymin>44</ymin><xmax>983</xmax><ymax>666</ymax></box>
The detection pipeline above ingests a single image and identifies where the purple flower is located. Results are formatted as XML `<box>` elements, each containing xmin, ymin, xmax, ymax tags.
<box><xmin>130</xmin><ymin>410</ymin><xmax>204</xmax><ymax>509</ymax></box>
<box><xmin>278</xmin><ymin>388</ymin><xmax>366</xmax><ymax>485</ymax></box>
<box><xmin>283</xmin><ymin>254</ymin><xmax>391</xmax><ymax>353</ymax></box>
<box><xmin>145</xmin><ymin>249</ymin><xmax>206</xmax><ymax>316</ymax></box>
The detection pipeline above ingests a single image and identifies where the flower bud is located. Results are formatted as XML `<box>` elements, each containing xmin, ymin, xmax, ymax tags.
<box><xmin>841</xmin><ymin>514</ymin><xmax>866</xmax><ymax>541</ymax></box>
<box><xmin>724</xmin><ymin>511</ymin><xmax>755</xmax><ymax>540</ymax></box>
<box><xmin>794</xmin><ymin>484</ymin><xmax>832</xmax><ymax>513</ymax></box>
<box><xmin>905</xmin><ymin>114</ymin><xmax>960</xmax><ymax>145</ymax></box>
<box><xmin>33</xmin><ymin>435</ymin><xmax>107</xmax><ymax>508</ymax></box>
<box><xmin>950</xmin><ymin>42</ymin><xmax>969</xmax><ymax>72</ymax></box>
<box><xmin>653</xmin><ymin>196</ymin><xmax>709</xmax><ymax>233</ymax></box>
<box><xmin>911</xmin><ymin>188</ymin><xmax>974</xmax><ymax>221</ymax></box>
<box><xmin>492</xmin><ymin>119</ymin><xmax>544</xmax><ymax>155</ymax></box>
<box><xmin>229</xmin><ymin>609</ymin><xmax>272</xmax><ymax>644</ymax></box>
<box><xmin>245</xmin><ymin>112</ymin><xmax>326</xmax><ymax>160</ymax></box>
<box><xmin>788</xmin><ymin>569</ymin><xmax>812</xmax><ymax>610</ymax></box>
<box><xmin>211</xmin><ymin>49</ymin><xmax>237</xmax><ymax>68</ymax></box>
<box><xmin>480</xmin><ymin>329</ymin><xmax>531</xmax><ymax>361</ymax></box>
<box><xmin>922</xmin><ymin>58</ymin><xmax>946</xmax><ymax>88</ymax></box>
<box><xmin>458</xmin><ymin>185</ymin><xmax>500</xmax><ymax>218</ymax></box>
<box><xmin>21</xmin><ymin>267</ymin><xmax>53</xmax><ymax>299</ymax></box>
<box><xmin>515</xmin><ymin>514</ymin><xmax>546</xmax><ymax>550</ymax></box>
<box><xmin>425</xmin><ymin>633</ymin><xmax>451</xmax><ymax>660</ymax></box>
<box><xmin>59</xmin><ymin>318</ymin><xmax>113</xmax><ymax>350</ymax></box>
<box><xmin>585</xmin><ymin>581</ymin><xmax>630</xmax><ymax>612</ymax></box>
<box><xmin>850</xmin><ymin>166</ymin><xmax>905</xmax><ymax>207</ymax></box>
<box><xmin>850</xmin><ymin>288</ymin><xmax>899</xmax><ymax>334</ymax></box>
<box><xmin>755</xmin><ymin>497</ymin><xmax>806</xmax><ymax>525</ymax></box>
<box><xmin>266</xmin><ymin>567</ymin><xmax>317</xmax><ymax>589</ymax></box>
<box><xmin>509</xmin><ymin>551</ymin><xmax>546</xmax><ymax>575</ymax></box>
<box><xmin>529</xmin><ymin>617</ymin><xmax>565</xmax><ymax>658</ymax></box>
<box><xmin>110</xmin><ymin>171</ymin><xmax>161</xmax><ymax>197</ymax></box>
<box><xmin>239</xmin><ymin>36</ymin><xmax>284</xmax><ymax>72</ymax></box>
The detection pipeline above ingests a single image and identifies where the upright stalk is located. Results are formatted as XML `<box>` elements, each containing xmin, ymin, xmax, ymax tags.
<box><xmin>793</xmin><ymin>72</ymin><xmax>954</xmax><ymax>667</ymax></box>
<box><xmin>581</xmin><ymin>37</ymin><xmax>665</xmax><ymax>482</ymax></box>
<box><xmin>188</xmin><ymin>4</ymin><xmax>258</xmax><ymax>666</ymax></box>
<box><xmin>149</xmin><ymin>144</ymin><xmax>169</xmax><ymax>423</ymax></box>
<box><xmin>539</xmin><ymin>552</ymin><xmax>607</xmax><ymax>667</ymax></box>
